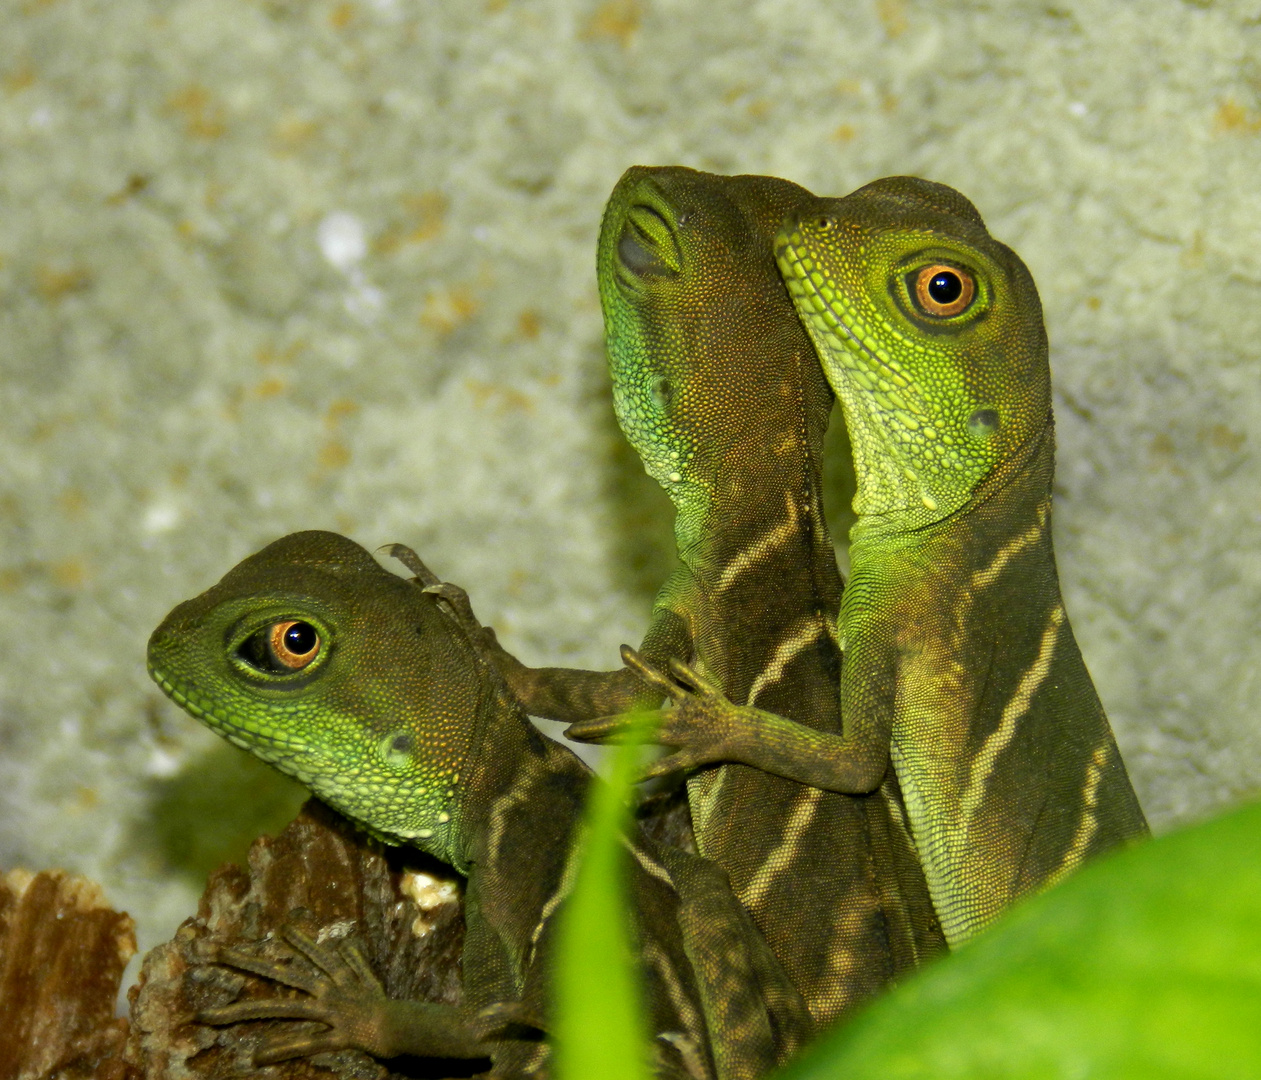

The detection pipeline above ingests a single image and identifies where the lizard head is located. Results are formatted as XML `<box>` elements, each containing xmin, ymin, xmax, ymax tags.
<box><xmin>776</xmin><ymin>176</ymin><xmax>1051</xmax><ymax>536</ymax></box>
<box><xmin>147</xmin><ymin>530</ymin><xmax>486</xmax><ymax>862</ymax></box>
<box><xmin>597</xmin><ymin>165</ymin><xmax>830</xmax><ymax>553</ymax></box>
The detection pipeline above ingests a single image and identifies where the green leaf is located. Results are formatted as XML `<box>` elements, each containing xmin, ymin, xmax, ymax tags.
<box><xmin>552</xmin><ymin>716</ymin><xmax>654</xmax><ymax>1080</ymax></box>
<box><xmin>776</xmin><ymin>799</ymin><xmax>1261</xmax><ymax>1080</ymax></box>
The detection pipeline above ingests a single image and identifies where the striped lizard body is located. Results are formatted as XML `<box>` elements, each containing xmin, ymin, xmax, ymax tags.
<box><xmin>502</xmin><ymin>167</ymin><xmax>944</xmax><ymax>1024</ymax></box>
<box><xmin>617</xmin><ymin>176</ymin><xmax>1149</xmax><ymax>947</ymax></box>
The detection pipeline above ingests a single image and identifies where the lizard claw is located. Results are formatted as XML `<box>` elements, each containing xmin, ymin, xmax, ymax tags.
<box><xmin>383</xmin><ymin>543</ymin><xmax>441</xmax><ymax>587</ymax></box>
<box><xmin>619</xmin><ymin>645</ymin><xmax>689</xmax><ymax>700</ymax></box>
<box><xmin>638</xmin><ymin>749</ymin><xmax>703</xmax><ymax>781</ymax></box>
<box><xmin>665</xmin><ymin>656</ymin><xmax>723</xmax><ymax>697</ymax></box>
<box><xmin>565</xmin><ymin>709</ymin><xmax>666</xmax><ymax>744</ymax></box>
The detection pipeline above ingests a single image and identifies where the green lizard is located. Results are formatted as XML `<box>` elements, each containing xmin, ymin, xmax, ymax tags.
<box><xmin>147</xmin><ymin>529</ymin><xmax>812</xmax><ymax>1078</ymax></box>
<box><xmin>589</xmin><ymin>176</ymin><xmax>1149</xmax><ymax>946</ymax></box>
<box><xmin>488</xmin><ymin>166</ymin><xmax>944</xmax><ymax>1024</ymax></box>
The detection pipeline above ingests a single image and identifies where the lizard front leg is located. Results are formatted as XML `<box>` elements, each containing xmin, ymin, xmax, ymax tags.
<box><xmin>480</xmin><ymin>595</ymin><xmax>693</xmax><ymax>724</ymax></box>
<box><xmin>199</xmin><ymin>924</ymin><xmax>494</xmax><ymax>1064</ymax></box>
<box><xmin>567</xmin><ymin>646</ymin><xmax>891</xmax><ymax>794</ymax></box>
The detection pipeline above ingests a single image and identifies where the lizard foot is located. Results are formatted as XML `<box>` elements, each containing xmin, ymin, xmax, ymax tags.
<box><xmin>201</xmin><ymin>924</ymin><xmax>495</xmax><ymax>1063</ymax></box>
<box><xmin>198</xmin><ymin>924</ymin><xmax>399</xmax><ymax>1063</ymax></box>
<box><xmin>564</xmin><ymin>646</ymin><xmax>759</xmax><ymax>779</ymax></box>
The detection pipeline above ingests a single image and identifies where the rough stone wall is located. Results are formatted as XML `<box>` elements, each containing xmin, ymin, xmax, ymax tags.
<box><xmin>2</xmin><ymin>0</ymin><xmax>1258</xmax><ymax>964</ymax></box>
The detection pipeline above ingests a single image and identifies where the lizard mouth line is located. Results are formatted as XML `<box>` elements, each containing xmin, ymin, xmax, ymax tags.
<box><xmin>148</xmin><ymin>663</ymin><xmax>309</xmax><ymax>757</ymax></box>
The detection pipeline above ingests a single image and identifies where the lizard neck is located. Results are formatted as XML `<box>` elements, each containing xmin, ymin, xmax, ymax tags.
<box><xmin>845</xmin><ymin>425</ymin><xmax>1145</xmax><ymax>941</ymax></box>
<box><xmin>455</xmin><ymin>666</ymin><xmax>589</xmax><ymax>881</ymax></box>
<box><xmin>665</xmin><ymin>347</ymin><xmax>844</xmax><ymax>716</ymax></box>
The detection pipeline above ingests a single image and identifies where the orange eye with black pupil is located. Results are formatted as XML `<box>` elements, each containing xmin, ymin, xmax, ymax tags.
<box><xmin>269</xmin><ymin>620</ymin><xmax>320</xmax><ymax>670</ymax></box>
<box><xmin>914</xmin><ymin>264</ymin><xmax>975</xmax><ymax>317</ymax></box>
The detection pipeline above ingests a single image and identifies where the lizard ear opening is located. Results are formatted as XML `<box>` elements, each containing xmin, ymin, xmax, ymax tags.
<box><xmin>651</xmin><ymin>376</ymin><xmax>673</xmax><ymax>411</ymax></box>
<box><xmin>967</xmin><ymin>408</ymin><xmax>1000</xmax><ymax>438</ymax></box>
<box><xmin>379</xmin><ymin>731</ymin><xmax>415</xmax><ymax>769</ymax></box>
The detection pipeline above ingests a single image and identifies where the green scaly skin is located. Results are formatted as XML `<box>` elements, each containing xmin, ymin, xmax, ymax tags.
<box><xmin>627</xmin><ymin>176</ymin><xmax>1149</xmax><ymax>946</ymax></box>
<box><xmin>148</xmin><ymin>530</ymin><xmax>812</xmax><ymax>1079</ymax></box>
<box><xmin>492</xmin><ymin>167</ymin><xmax>944</xmax><ymax>1025</ymax></box>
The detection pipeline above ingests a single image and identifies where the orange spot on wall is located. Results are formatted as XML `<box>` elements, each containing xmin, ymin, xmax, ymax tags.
<box><xmin>166</xmin><ymin>85</ymin><xmax>226</xmax><ymax>139</ymax></box>
<box><xmin>325</xmin><ymin>399</ymin><xmax>360</xmax><ymax>428</ymax></box>
<box><xmin>831</xmin><ymin>124</ymin><xmax>857</xmax><ymax>143</ymax></box>
<box><xmin>253</xmin><ymin>377</ymin><xmax>287</xmax><ymax>398</ymax></box>
<box><xmin>1213</xmin><ymin>99</ymin><xmax>1261</xmax><ymax>135</ymax></box>
<box><xmin>58</xmin><ymin>488</ymin><xmax>87</xmax><ymax>519</ymax></box>
<box><xmin>1084</xmin><ymin>296</ymin><xmax>1101</xmax><ymax>311</ymax></box>
<box><xmin>329</xmin><ymin>2</ymin><xmax>355</xmax><ymax>29</ymax></box>
<box><xmin>1201</xmin><ymin>424</ymin><xmax>1244</xmax><ymax>452</ymax></box>
<box><xmin>375</xmin><ymin>192</ymin><xmax>449</xmax><ymax>254</ymax></box>
<box><xmin>106</xmin><ymin>174</ymin><xmax>149</xmax><ymax>205</ymax></box>
<box><xmin>465</xmin><ymin>378</ymin><xmax>535</xmax><ymax>415</ymax></box>
<box><xmin>272</xmin><ymin>116</ymin><xmax>319</xmax><ymax>152</ymax></box>
<box><xmin>256</xmin><ymin>341</ymin><xmax>304</xmax><ymax>366</ymax></box>
<box><xmin>35</xmin><ymin>264</ymin><xmax>92</xmax><ymax>301</ymax></box>
<box><xmin>876</xmin><ymin>0</ymin><xmax>909</xmax><ymax>38</ymax></box>
<box><xmin>319</xmin><ymin>441</ymin><xmax>351</xmax><ymax>469</ymax></box>
<box><xmin>581</xmin><ymin>0</ymin><xmax>641</xmax><ymax>46</ymax></box>
<box><xmin>405</xmin><ymin>192</ymin><xmax>449</xmax><ymax>242</ymax></box>
<box><xmin>516</xmin><ymin>309</ymin><xmax>542</xmax><ymax>340</ymax></box>
<box><xmin>1146</xmin><ymin>433</ymin><xmax>1185</xmax><ymax>476</ymax></box>
<box><xmin>4</xmin><ymin>64</ymin><xmax>35</xmax><ymax>93</ymax></box>
<box><xmin>50</xmin><ymin>558</ymin><xmax>89</xmax><ymax>589</ymax></box>
<box><xmin>29</xmin><ymin>416</ymin><xmax>70</xmax><ymax>443</ymax></box>
<box><xmin>420</xmin><ymin>286</ymin><xmax>479</xmax><ymax>335</ymax></box>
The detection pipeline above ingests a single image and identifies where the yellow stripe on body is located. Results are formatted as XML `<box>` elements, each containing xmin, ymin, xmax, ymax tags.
<box><xmin>957</xmin><ymin>605</ymin><xmax>1066</xmax><ymax>826</ymax></box>
<box><xmin>737</xmin><ymin>785</ymin><xmax>825</xmax><ymax>912</ymax></box>
<box><xmin>968</xmin><ymin>497</ymin><xmax>1049</xmax><ymax>592</ymax></box>
<box><xmin>746</xmin><ymin>616</ymin><xmax>827</xmax><ymax>707</ymax></box>
<box><xmin>713</xmin><ymin>493</ymin><xmax>799</xmax><ymax>595</ymax></box>
<box><xmin>1044</xmin><ymin>742</ymin><xmax>1111</xmax><ymax>889</ymax></box>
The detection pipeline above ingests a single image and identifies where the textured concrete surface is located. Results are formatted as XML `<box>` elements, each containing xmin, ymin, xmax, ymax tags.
<box><xmin>1</xmin><ymin>0</ymin><xmax>1259</xmax><ymax>968</ymax></box>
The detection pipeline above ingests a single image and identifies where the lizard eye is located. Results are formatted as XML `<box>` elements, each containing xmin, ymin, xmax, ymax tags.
<box><xmin>912</xmin><ymin>264</ymin><xmax>975</xmax><ymax>317</ymax></box>
<box><xmin>237</xmin><ymin>620</ymin><xmax>321</xmax><ymax>673</ymax></box>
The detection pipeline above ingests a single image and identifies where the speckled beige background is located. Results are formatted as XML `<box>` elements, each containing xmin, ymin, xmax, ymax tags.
<box><xmin>2</xmin><ymin>0</ymin><xmax>1259</xmax><ymax>979</ymax></box>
